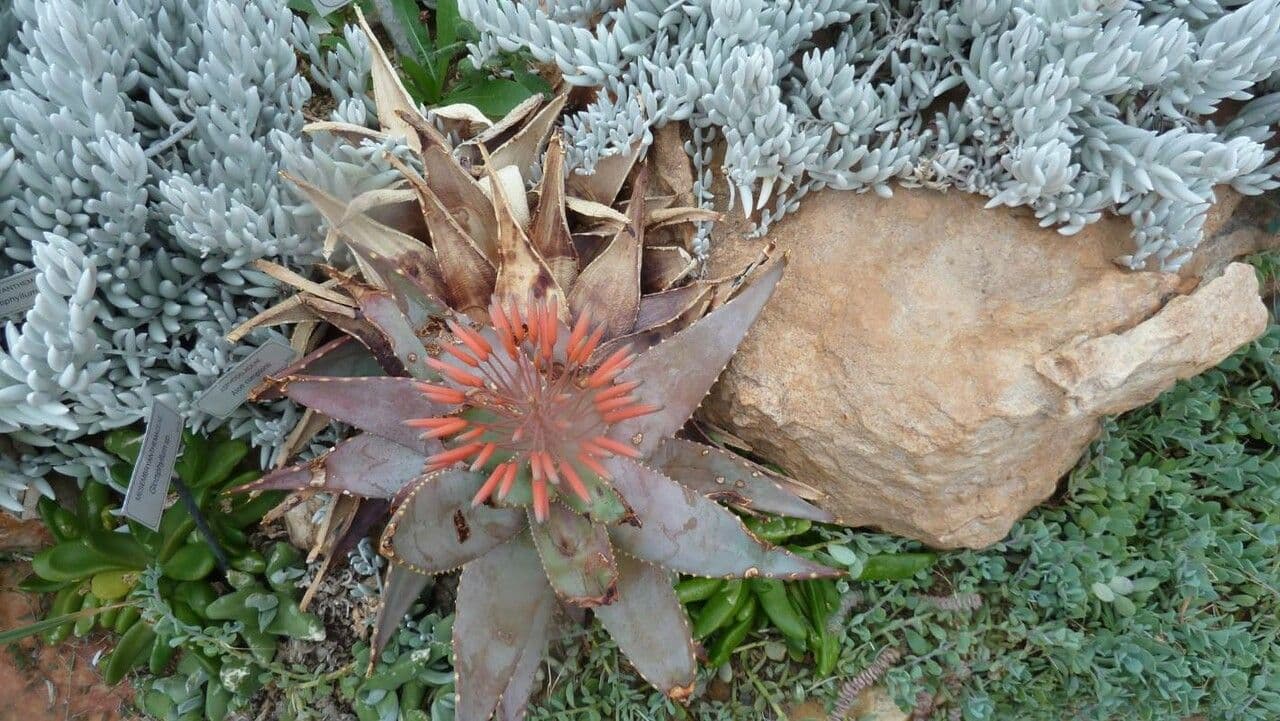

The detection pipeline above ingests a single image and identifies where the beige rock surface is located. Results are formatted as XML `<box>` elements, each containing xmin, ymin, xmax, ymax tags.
<box><xmin>703</xmin><ymin>187</ymin><xmax>1273</xmax><ymax>548</ymax></box>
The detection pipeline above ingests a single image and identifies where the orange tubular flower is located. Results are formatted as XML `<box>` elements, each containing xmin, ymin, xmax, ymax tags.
<box><xmin>409</xmin><ymin>298</ymin><xmax>657</xmax><ymax>517</ymax></box>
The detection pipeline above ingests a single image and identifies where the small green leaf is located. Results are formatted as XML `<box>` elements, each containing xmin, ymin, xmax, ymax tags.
<box><xmin>856</xmin><ymin>552</ymin><xmax>937</xmax><ymax>580</ymax></box>
<box><xmin>1091</xmin><ymin>581</ymin><xmax>1116</xmax><ymax>602</ymax></box>
<box><xmin>400</xmin><ymin>55</ymin><xmax>439</xmax><ymax>103</ymax></box>
<box><xmin>825</xmin><ymin>544</ymin><xmax>858</xmax><ymax>567</ymax></box>
<box><xmin>1112</xmin><ymin>595</ymin><xmax>1137</xmax><ymax>617</ymax></box>
<box><xmin>906</xmin><ymin>628</ymin><xmax>931</xmax><ymax>655</ymax></box>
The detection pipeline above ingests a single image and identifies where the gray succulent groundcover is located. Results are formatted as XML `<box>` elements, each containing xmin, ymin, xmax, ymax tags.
<box><xmin>462</xmin><ymin>0</ymin><xmax>1280</xmax><ymax>264</ymax></box>
<box><xmin>0</xmin><ymin>0</ymin><xmax>383</xmax><ymax>511</ymax></box>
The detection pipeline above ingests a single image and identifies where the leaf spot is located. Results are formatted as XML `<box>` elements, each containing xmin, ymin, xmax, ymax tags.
<box><xmin>453</xmin><ymin>510</ymin><xmax>471</xmax><ymax>544</ymax></box>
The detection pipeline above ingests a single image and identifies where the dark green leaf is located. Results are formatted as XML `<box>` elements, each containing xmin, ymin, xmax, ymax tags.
<box><xmin>104</xmin><ymin>428</ymin><xmax>144</xmax><ymax>464</ymax></box>
<box><xmin>435</xmin><ymin>0</ymin><xmax>460</xmax><ymax>52</ymax></box>
<box><xmin>440</xmin><ymin>77</ymin><xmax>537</xmax><ymax>120</ymax></box>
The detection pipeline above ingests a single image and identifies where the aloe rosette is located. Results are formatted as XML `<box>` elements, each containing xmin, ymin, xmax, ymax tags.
<box><xmin>227</xmin><ymin>11</ymin><xmax>841</xmax><ymax>720</ymax></box>
<box><xmin>238</xmin><ymin>252</ymin><xmax>840</xmax><ymax>719</ymax></box>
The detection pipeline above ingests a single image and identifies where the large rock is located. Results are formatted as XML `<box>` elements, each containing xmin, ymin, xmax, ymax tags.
<box><xmin>703</xmin><ymin>188</ymin><xmax>1274</xmax><ymax>548</ymax></box>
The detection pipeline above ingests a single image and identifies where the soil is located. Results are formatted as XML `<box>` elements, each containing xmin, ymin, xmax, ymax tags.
<box><xmin>0</xmin><ymin>561</ymin><xmax>134</xmax><ymax>721</ymax></box>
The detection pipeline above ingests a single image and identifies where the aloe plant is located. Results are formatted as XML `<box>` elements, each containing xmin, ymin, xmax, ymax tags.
<box><xmin>227</xmin><ymin>14</ymin><xmax>843</xmax><ymax>720</ymax></box>
<box><xmin>237</xmin><ymin>250</ymin><xmax>841</xmax><ymax>719</ymax></box>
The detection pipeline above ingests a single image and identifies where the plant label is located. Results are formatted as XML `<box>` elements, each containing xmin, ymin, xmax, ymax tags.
<box><xmin>122</xmin><ymin>401</ymin><xmax>182</xmax><ymax>531</ymax></box>
<box><xmin>0</xmin><ymin>269</ymin><xmax>38</xmax><ymax>319</ymax></box>
<box><xmin>196</xmin><ymin>340</ymin><xmax>299</xmax><ymax>418</ymax></box>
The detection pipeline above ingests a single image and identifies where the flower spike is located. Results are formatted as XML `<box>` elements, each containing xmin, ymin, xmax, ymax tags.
<box><xmin>405</xmin><ymin>299</ymin><xmax>656</xmax><ymax>519</ymax></box>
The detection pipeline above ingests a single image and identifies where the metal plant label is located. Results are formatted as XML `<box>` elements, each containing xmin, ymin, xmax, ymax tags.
<box><xmin>196</xmin><ymin>340</ymin><xmax>298</xmax><ymax>419</ymax></box>
<box><xmin>0</xmin><ymin>269</ymin><xmax>38</xmax><ymax>319</ymax></box>
<box><xmin>122</xmin><ymin>401</ymin><xmax>182</xmax><ymax>531</ymax></box>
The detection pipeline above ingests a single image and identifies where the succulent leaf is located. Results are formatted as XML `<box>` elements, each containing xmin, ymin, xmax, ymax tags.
<box><xmin>607</xmin><ymin>257</ymin><xmax>785</xmax><ymax>457</ymax></box>
<box><xmin>487</xmin><ymin>162</ymin><xmax>566</xmax><ymax>314</ymax></box>
<box><xmin>341</xmin><ymin>284</ymin><xmax>433</xmax><ymax>378</ymax></box>
<box><xmin>227</xmin><ymin>294</ymin><xmax>322</xmax><ymax>343</ymax></box>
<box><xmin>634</xmin><ymin>282</ymin><xmax>714</xmax><ymax>331</ymax></box>
<box><xmin>493</xmin><ymin>611</ymin><xmax>551</xmax><ymax>721</ymax></box>
<box><xmin>284</xmin><ymin>173</ymin><xmax>426</xmax><ymax>264</ymax></box>
<box><xmin>269</xmin><ymin>376</ymin><xmax>446</xmax><ymax>452</ymax></box>
<box><xmin>641</xmin><ymin>245</ymin><xmax>699</xmax><ymax>292</ymax></box>
<box><xmin>473</xmin><ymin>93</ymin><xmax>544</xmax><ymax>149</ymax></box>
<box><xmin>419</xmin><ymin>144</ymin><xmax>500</xmax><ymax>258</ymax></box>
<box><xmin>648</xmin><ymin>438</ymin><xmax>834</xmax><ymax>523</ymax></box>
<box><xmin>370</xmin><ymin>563</ymin><xmax>433</xmax><ymax>663</ymax></box>
<box><xmin>567</xmin><ymin>165</ymin><xmax>647</xmax><ymax>339</ymax></box>
<box><xmin>453</xmin><ymin>533</ymin><xmax>555</xmax><ymax>721</ymax></box>
<box><xmin>393</xmin><ymin>156</ymin><xmax>497</xmax><ymax>319</ymax></box>
<box><xmin>383</xmin><ymin>471</ymin><xmax>526</xmax><ymax>575</ymax></box>
<box><xmin>528</xmin><ymin>503</ymin><xmax>619</xmax><ymax>607</ymax></box>
<box><xmin>593</xmin><ymin>554</ymin><xmax>697</xmax><ymax>701</ymax></box>
<box><xmin>235</xmin><ymin>433</ymin><xmax>426</xmax><ymax>499</ymax></box>
<box><xmin>604</xmin><ymin>457</ymin><xmax>840</xmax><ymax>580</ymax></box>
<box><xmin>488</xmin><ymin>92</ymin><xmax>567</xmax><ymax>175</ymax></box>
<box><xmin>262</xmin><ymin>338</ymin><xmax>384</xmax><ymax>394</ymax></box>
<box><xmin>343</xmin><ymin>187</ymin><xmax>425</xmax><ymax>237</ymax></box>
<box><xmin>354</xmin><ymin>5</ymin><xmax>423</xmax><ymax>151</ymax></box>
<box><xmin>344</xmin><ymin>248</ymin><xmax>449</xmax><ymax>331</ymax></box>
<box><xmin>529</xmin><ymin>134</ymin><xmax>578</xmax><ymax>291</ymax></box>
<box><xmin>565</xmin><ymin>139</ymin><xmax>642</xmax><ymax>205</ymax></box>
<box><xmin>555</xmin><ymin>469</ymin><xmax>630</xmax><ymax>525</ymax></box>
<box><xmin>590</xmin><ymin>282</ymin><xmax>713</xmax><ymax>363</ymax></box>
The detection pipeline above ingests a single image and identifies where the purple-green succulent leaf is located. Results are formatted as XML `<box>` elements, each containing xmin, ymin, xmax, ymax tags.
<box><xmin>371</xmin><ymin>563</ymin><xmax>433</xmax><ymax>662</ymax></box>
<box><xmin>528</xmin><ymin>503</ymin><xmax>619</xmax><ymax>607</ymax></box>
<box><xmin>347</xmin><ymin>246</ymin><xmax>449</xmax><ymax>330</ymax></box>
<box><xmin>604</xmin><ymin>457</ymin><xmax>840</xmax><ymax>580</ymax></box>
<box><xmin>231</xmin><ymin>433</ymin><xmax>425</xmax><ymax>499</ymax></box>
<box><xmin>302</xmin><ymin>294</ymin><xmax>417</xmax><ymax>378</ymax></box>
<box><xmin>454</xmin><ymin>533</ymin><xmax>555</xmax><ymax>721</ymax></box>
<box><xmin>594</xmin><ymin>554</ymin><xmax>697</xmax><ymax>701</ymax></box>
<box><xmin>331</xmin><ymin>499</ymin><xmax>392</xmax><ymax>562</ymax></box>
<box><xmin>273</xmin><ymin>376</ymin><xmax>446</xmax><ymax>452</ymax></box>
<box><xmin>252</xmin><ymin>337</ymin><xmax>382</xmax><ymax>401</ymax></box>
<box><xmin>607</xmin><ymin>257</ymin><xmax>785</xmax><ymax>458</ymax></box>
<box><xmin>648</xmin><ymin>438</ymin><xmax>834</xmax><ymax>523</ymax></box>
<box><xmin>383</xmin><ymin>470</ymin><xmax>527</xmax><ymax>575</ymax></box>
<box><xmin>343</xmin><ymin>284</ymin><xmax>433</xmax><ymax>379</ymax></box>
<box><xmin>634</xmin><ymin>282</ymin><xmax>712</xmax><ymax>332</ymax></box>
<box><xmin>494</xmin><ymin>605</ymin><xmax>553</xmax><ymax>721</ymax></box>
